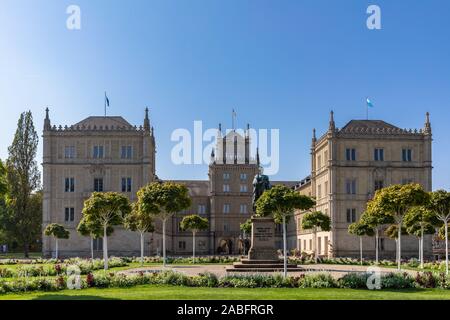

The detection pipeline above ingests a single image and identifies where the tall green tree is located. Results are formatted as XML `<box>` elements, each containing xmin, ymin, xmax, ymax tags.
<box><xmin>124</xmin><ymin>202</ymin><xmax>155</xmax><ymax>265</ymax></box>
<box><xmin>180</xmin><ymin>214</ymin><xmax>208</xmax><ymax>263</ymax></box>
<box><xmin>44</xmin><ymin>223</ymin><xmax>69</xmax><ymax>260</ymax></box>
<box><xmin>368</xmin><ymin>183</ymin><xmax>429</xmax><ymax>270</ymax></box>
<box><xmin>256</xmin><ymin>185</ymin><xmax>316</xmax><ymax>277</ymax></box>
<box><xmin>81</xmin><ymin>192</ymin><xmax>131</xmax><ymax>270</ymax></box>
<box><xmin>427</xmin><ymin>190</ymin><xmax>450</xmax><ymax>274</ymax></box>
<box><xmin>348</xmin><ymin>220</ymin><xmax>375</xmax><ymax>264</ymax></box>
<box><xmin>404</xmin><ymin>206</ymin><xmax>437</xmax><ymax>269</ymax></box>
<box><xmin>0</xmin><ymin>160</ymin><xmax>8</xmax><ymax>198</ymax></box>
<box><xmin>301</xmin><ymin>211</ymin><xmax>331</xmax><ymax>263</ymax></box>
<box><xmin>4</xmin><ymin>111</ymin><xmax>41</xmax><ymax>257</ymax></box>
<box><xmin>137</xmin><ymin>182</ymin><xmax>192</xmax><ymax>267</ymax></box>
<box><xmin>361</xmin><ymin>209</ymin><xmax>395</xmax><ymax>264</ymax></box>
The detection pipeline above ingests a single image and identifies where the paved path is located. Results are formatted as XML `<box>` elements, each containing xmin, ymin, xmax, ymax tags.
<box><xmin>120</xmin><ymin>263</ymin><xmax>415</xmax><ymax>279</ymax></box>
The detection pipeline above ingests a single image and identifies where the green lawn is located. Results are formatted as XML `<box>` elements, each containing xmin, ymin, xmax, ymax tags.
<box><xmin>1</xmin><ymin>285</ymin><xmax>450</xmax><ymax>300</ymax></box>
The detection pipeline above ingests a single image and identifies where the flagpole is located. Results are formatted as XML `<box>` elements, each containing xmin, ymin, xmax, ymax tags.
<box><xmin>104</xmin><ymin>92</ymin><xmax>106</xmax><ymax>117</ymax></box>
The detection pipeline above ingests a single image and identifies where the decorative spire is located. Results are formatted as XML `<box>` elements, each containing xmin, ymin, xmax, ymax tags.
<box><xmin>144</xmin><ymin>107</ymin><xmax>150</xmax><ymax>131</ymax></box>
<box><xmin>424</xmin><ymin>112</ymin><xmax>431</xmax><ymax>134</ymax></box>
<box><xmin>44</xmin><ymin>107</ymin><xmax>51</xmax><ymax>131</ymax></box>
<box><xmin>328</xmin><ymin>110</ymin><xmax>335</xmax><ymax>133</ymax></box>
<box><xmin>312</xmin><ymin>128</ymin><xmax>317</xmax><ymax>146</ymax></box>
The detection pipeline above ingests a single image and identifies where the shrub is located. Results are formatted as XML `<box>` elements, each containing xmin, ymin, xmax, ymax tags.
<box><xmin>298</xmin><ymin>273</ymin><xmax>337</xmax><ymax>288</ymax></box>
<box><xmin>339</xmin><ymin>273</ymin><xmax>370</xmax><ymax>289</ymax></box>
<box><xmin>381</xmin><ymin>272</ymin><xmax>415</xmax><ymax>289</ymax></box>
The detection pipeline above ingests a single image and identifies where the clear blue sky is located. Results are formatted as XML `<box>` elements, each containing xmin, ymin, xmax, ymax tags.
<box><xmin>0</xmin><ymin>0</ymin><xmax>449</xmax><ymax>189</ymax></box>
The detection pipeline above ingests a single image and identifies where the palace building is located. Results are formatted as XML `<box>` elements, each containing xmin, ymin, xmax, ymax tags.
<box><xmin>291</xmin><ymin>111</ymin><xmax>433</xmax><ymax>259</ymax></box>
<box><xmin>42</xmin><ymin>108</ymin><xmax>433</xmax><ymax>259</ymax></box>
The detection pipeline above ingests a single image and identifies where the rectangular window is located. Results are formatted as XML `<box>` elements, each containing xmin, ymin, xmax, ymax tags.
<box><xmin>121</xmin><ymin>177</ymin><xmax>132</xmax><ymax>192</ymax></box>
<box><xmin>402</xmin><ymin>179</ymin><xmax>413</xmax><ymax>185</ymax></box>
<box><xmin>317</xmin><ymin>155</ymin><xmax>322</xmax><ymax>169</ymax></box>
<box><xmin>380</xmin><ymin>238</ymin><xmax>385</xmax><ymax>251</ymax></box>
<box><xmin>303</xmin><ymin>240</ymin><xmax>306</xmax><ymax>251</ymax></box>
<box><xmin>223</xmin><ymin>204</ymin><xmax>230</xmax><ymax>214</ymax></box>
<box><xmin>374</xmin><ymin>148</ymin><xmax>384</xmax><ymax>161</ymax></box>
<box><xmin>346</xmin><ymin>179</ymin><xmax>356</xmax><ymax>194</ymax></box>
<box><xmin>93</xmin><ymin>146</ymin><xmax>104</xmax><ymax>159</ymax></box>
<box><xmin>198</xmin><ymin>204</ymin><xmax>206</xmax><ymax>214</ymax></box>
<box><xmin>240</xmin><ymin>173</ymin><xmax>247</xmax><ymax>181</ymax></box>
<box><xmin>240</xmin><ymin>184</ymin><xmax>248</xmax><ymax>192</ymax></box>
<box><xmin>402</xmin><ymin>149</ymin><xmax>412</xmax><ymax>162</ymax></box>
<box><xmin>94</xmin><ymin>178</ymin><xmax>104</xmax><ymax>192</ymax></box>
<box><xmin>93</xmin><ymin>238</ymin><xmax>103</xmax><ymax>251</ymax></box>
<box><xmin>65</xmin><ymin>177</ymin><xmax>75</xmax><ymax>192</ymax></box>
<box><xmin>318</xmin><ymin>237</ymin><xmax>322</xmax><ymax>254</ymax></box>
<box><xmin>324</xmin><ymin>150</ymin><xmax>328</xmax><ymax>162</ymax></box>
<box><xmin>309</xmin><ymin>239</ymin><xmax>312</xmax><ymax>250</ymax></box>
<box><xmin>223</xmin><ymin>184</ymin><xmax>230</xmax><ymax>192</ymax></box>
<box><xmin>374</xmin><ymin>180</ymin><xmax>384</xmax><ymax>191</ymax></box>
<box><xmin>223</xmin><ymin>223</ymin><xmax>230</xmax><ymax>232</ymax></box>
<box><xmin>346</xmin><ymin>208</ymin><xmax>357</xmax><ymax>223</ymax></box>
<box><xmin>64</xmin><ymin>146</ymin><xmax>75</xmax><ymax>159</ymax></box>
<box><xmin>223</xmin><ymin>173</ymin><xmax>230</xmax><ymax>180</ymax></box>
<box><xmin>346</xmin><ymin>148</ymin><xmax>356</xmax><ymax>161</ymax></box>
<box><xmin>64</xmin><ymin>207</ymin><xmax>75</xmax><ymax>222</ymax></box>
<box><xmin>317</xmin><ymin>184</ymin><xmax>322</xmax><ymax>199</ymax></box>
<box><xmin>121</xmin><ymin>146</ymin><xmax>132</xmax><ymax>159</ymax></box>
<box><xmin>178</xmin><ymin>241</ymin><xmax>186</xmax><ymax>250</ymax></box>
<box><xmin>324</xmin><ymin>181</ymin><xmax>329</xmax><ymax>196</ymax></box>
<box><xmin>240</xmin><ymin>204</ymin><xmax>247</xmax><ymax>214</ymax></box>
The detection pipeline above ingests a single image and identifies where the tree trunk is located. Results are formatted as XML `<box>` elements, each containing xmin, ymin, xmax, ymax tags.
<box><xmin>397</xmin><ymin>222</ymin><xmax>402</xmax><ymax>271</ymax></box>
<box><xmin>420</xmin><ymin>226</ymin><xmax>424</xmax><ymax>269</ymax></box>
<box><xmin>314</xmin><ymin>228</ymin><xmax>318</xmax><ymax>263</ymax></box>
<box><xmin>103</xmin><ymin>225</ymin><xmax>108</xmax><ymax>270</ymax></box>
<box><xmin>283</xmin><ymin>215</ymin><xmax>287</xmax><ymax>278</ymax></box>
<box><xmin>23</xmin><ymin>243</ymin><xmax>29</xmax><ymax>258</ymax></box>
<box><xmin>140</xmin><ymin>232</ymin><xmax>144</xmax><ymax>266</ymax></box>
<box><xmin>445</xmin><ymin>221</ymin><xmax>449</xmax><ymax>275</ymax></box>
<box><xmin>359</xmin><ymin>236</ymin><xmax>363</xmax><ymax>265</ymax></box>
<box><xmin>55</xmin><ymin>238</ymin><xmax>59</xmax><ymax>260</ymax></box>
<box><xmin>162</xmin><ymin>218</ymin><xmax>167</xmax><ymax>268</ymax></box>
<box><xmin>375</xmin><ymin>229</ymin><xmax>379</xmax><ymax>264</ymax></box>
<box><xmin>90</xmin><ymin>237</ymin><xmax>94</xmax><ymax>260</ymax></box>
<box><xmin>192</xmin><ymin>231</ymin><xmax>196</xmax><ymax>264</ymax></box>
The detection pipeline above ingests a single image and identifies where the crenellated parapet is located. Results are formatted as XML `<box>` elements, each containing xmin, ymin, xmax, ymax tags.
<box><xmin>47</xmin><ymin>124</ymin><xmax>149</xmax><ymax>132</ymax></box>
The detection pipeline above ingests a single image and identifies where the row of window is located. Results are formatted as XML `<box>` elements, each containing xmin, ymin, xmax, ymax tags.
<box><xmin>344</xmin><ymin>178</ymin><xmax>413</xmax><ymax>195</ymax></box>
<box><xmin>344</xmin><ymin>148</ymin><xmax>413</xmax><ymax>162</ymax></box>
<box><xmin>64</xmin><ymin>177</ymin><xmax>132</xmax><ymax>192</ymax></box>
<box><xmin>222</xmin><ymin>184</ymin><xmax>248</xmax><ymax>192</ymax></box>
<box><xmin>223</xmin><ymin>204</ymin><xmax>248</xmax><ymax>214</ymax></box>
<box><xmin>64</xmin><ymin>146</ymin><xmax>133</xmax><ymax>159</ymax></box>
<box><xmin>223</xmin><ymin>173</ymin><xmax>247</xmax><ymax>181</ymax></box>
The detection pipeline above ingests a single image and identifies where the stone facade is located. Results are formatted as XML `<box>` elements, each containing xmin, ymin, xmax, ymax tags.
<box><xmin>292</xmin><ymin>112</ymin><xmax>433</xmax><ymax>259</ymax></box>
<box><xmin>42</xmin><ymin>109</ymin><xmax>433</xmax><ymax>260</ymax></box>
<box><xmin>42</xmin><ymin>110</ymin><xmax>295</xmax><ymax>257</ymax></box>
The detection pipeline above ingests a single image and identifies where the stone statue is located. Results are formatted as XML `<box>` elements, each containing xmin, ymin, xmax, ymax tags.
<box><xmin>252</xmin><ymin>173</ymin><xmax>271</xmax><ymax>211</ymax></box>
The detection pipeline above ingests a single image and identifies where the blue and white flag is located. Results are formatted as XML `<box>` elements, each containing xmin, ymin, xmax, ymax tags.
<box><xmin>366</xmin><ymin>98</ymin><xmax>374</xmax><ymax>108</ymax></box>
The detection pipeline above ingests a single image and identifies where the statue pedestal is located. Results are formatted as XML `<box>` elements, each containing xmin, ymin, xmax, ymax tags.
<box><xmin>247</xmin><ymin>217</ymin><xmax>279</xmax><ymax>261</ymax></box>
<box><xmin>226</xmin><ymin>217</ymin><xmax>303</xmax><ymax>272</ymax></box>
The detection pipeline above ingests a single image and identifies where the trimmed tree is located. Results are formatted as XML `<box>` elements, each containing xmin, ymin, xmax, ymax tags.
<box><xmin>137</xmin><ymin>182</ymin><xmax>191</xmax><ymax>267</ymax></box>
<box><xmin>348</xmin><ymin>220</ymin><xmax>375</xmax><ymax>265</ymax></box>
<box><xmin>255</xmin><ymin>184</ymin><xmax>316</xmax><ymax>277</ymax></box>
<box><xmin>368</xmin><ymin>183</ymin><xmax>429</xmax><ymax>270</ymax></box>
<box><xmin>77</xmin><ymin>217</ymin><xmax>113</xmax><ymax>260</ymax></box>
<box><xmin>361</xmin><ymin>209</ymin><xmax>395</xmax><ymax>264</ymax></box>
<box><xmin>180</xmin><ymin>214</ymin><xmax>208</xmax><ymax>263</ymax></box>
<box><xmin>81</xmin><ymin>192</ymin><xmax>131</xmax><ymax>270</ymax></box>
<box><xmin>301</xmin><ymin>211</ymin><xmax>331</xmax><ymax>263</ymax></box>
<box><xmin>44</xmin><ymin>223</ymin><xmax>69</xmax><ymax>260</ymax></box>
<box><xmin>240</xmin><ymin>219</ymin><xmax>252</xmax><ymax>255</ymax></box>
<box><xmin>124</xmin><ymin>202</ymin><xmax>155</xmax><ymax>265</ymax></box>
<box><xmin>404</xmin><ymin>206</ymin><xmax>437</xmax><ymax>269</ymax></box>
<box><xmin>385</xmin><ymin>224</ymin><xmax>408</xmax><ymax>264</ymax></box>
<box><xmin>427</xmin><ymin>190</ymin><xmax>450</xmax><ymax>274</ymax></box>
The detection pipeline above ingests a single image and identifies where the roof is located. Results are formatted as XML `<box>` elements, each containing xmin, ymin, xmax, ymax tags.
<box><xmin>73</xmin><ymin>116</ymin><xmax>133</xmax><ymax>128</ymax></box>
<box><xmin>341</xmin><ymin>120</ymin><xmax>400</xmax><ymax>132</ymax></box>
